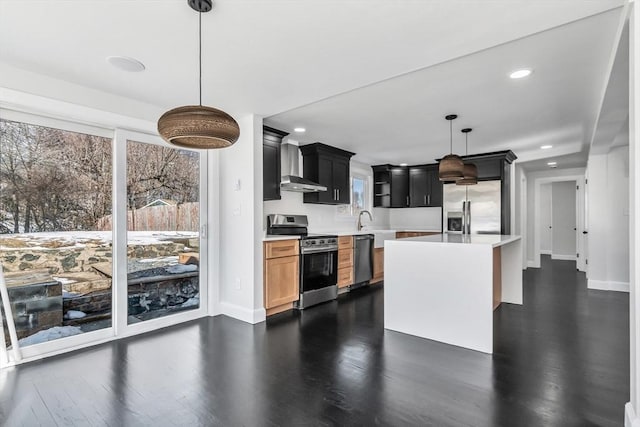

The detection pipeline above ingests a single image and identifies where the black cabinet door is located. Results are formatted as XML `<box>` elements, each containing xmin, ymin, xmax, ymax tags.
<box><xmin>263</xmin><ymin>126</ymin><xmax>288</xmax><ymax>201</ymax></box>
<box><xmin>390</xmin><ymin>168</ymin><xmax>409</xmax><ymax>207</ymax></box>
<box><xmin>263</xmin><ymin>140</ymin><xmax>280</xmax><ymax>201</ymax></box>
<box><xmin>409</xmin><ymin>167</ymin><xmax>428</xmax><ymax>207</ymax></box>
<box><xmin>427</xmin><ymin>167</ymin><xmax>443</xmax><ymax>207</ymax></box>
<box><xmin>332</xmin><ymin>157</ymin><xmax>350</xmax><ymax>204</ymax></box>
<box><xmin>316</xmin><ymin>155</ymin><xmax>335</xmax><ymax>203</ymax></box>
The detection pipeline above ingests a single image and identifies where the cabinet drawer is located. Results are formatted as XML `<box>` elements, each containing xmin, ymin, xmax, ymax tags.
<box><xmin>338</xmin><ymin>236</ymin><xmax>353</xmax><ymax>250</ymax></box>
<box><xmin>338</xmin><ymin>250</ymin><xmax>353</xmax><ymax>269</ymax></box>
<box><xmin>337</xmin><ymin>266</ymin><xmax>353</xmax><ymax>288</ymax></box>
<box><xmin>264</xmin><ymin>239</ymin><xmax>299</xmax><ymax>259</ymax></box>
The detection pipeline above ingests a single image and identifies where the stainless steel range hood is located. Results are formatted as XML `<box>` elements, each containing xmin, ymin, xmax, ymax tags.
<box><xmin>280</xmin><ymin>142</ymin><xmax>327</xmax><ymax>193</ymax></box>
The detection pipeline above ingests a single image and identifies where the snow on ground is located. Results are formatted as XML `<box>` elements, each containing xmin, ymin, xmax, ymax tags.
<box><xmin>138</xmin><ymin>256</ymin><xmax>179</xmax><ymax>264</ymax></box>
<box><xmin>53</xmin><ymin>276</ymin><xmax>77</xmax><ymax>285</ymax></box>
<box><xmin>63</xmin><ymin>310</ymin><xmax>87</xmax><ymax>320</ymax></box>
<box><xmin>18</xmin><ymin>326</ymin><xmax>83</xmax><ymax>346</ymax></box>
<box><xmin>181</xmin><ymin>295</ymin><xmax>200</xmax><ymax>308</ymax></box>
<box><xmin>0</xmin><ymin>231</ymin><xmax>199</xmax><ymax>250</ymax></box>
<box><xmin>62</xmin><ymin>290</ymin><xmax>81</xmax><ymax>299</ymax></box>
<box><xmin>166</xmin><ymin>264</ymin><xmax>198</xmax><ymax>274</ymax></box>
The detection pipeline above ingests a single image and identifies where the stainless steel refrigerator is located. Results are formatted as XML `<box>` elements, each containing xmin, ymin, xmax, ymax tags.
<box><xmin>442</xmin><ymin>180</ymin><xmax>501</xmax><ymax>234</ymax></box>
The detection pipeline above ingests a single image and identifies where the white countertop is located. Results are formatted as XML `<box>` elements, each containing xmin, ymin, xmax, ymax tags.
<box><xmin>263</xmin><ymin>235</ymin><xmax>301</xmax><ymax>242</ymax></box>
<box><xmin>310</xmin><ymin>228</ymin><xmax>441</xmax><ymax>236</ymax></box>
<box><xmin>263</xmin><ymin>228</ymin><xmax>442</xmax><ymax>242</ymax></box>
<box><xmin>389</xmin><ymin>233</ymin><xmax>521</xmax><ymax>248</ymax></box>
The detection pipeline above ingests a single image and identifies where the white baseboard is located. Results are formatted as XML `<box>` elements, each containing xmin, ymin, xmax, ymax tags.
<box><xmin>551</xmin><ymin>254</ymin><xmax>576</xmax><ymax>261</ymax></box>
<box><xmin>588</xmin><ymin>279</ymin><xmax>630</xmax><ymax>293</ymax></box>
<box><xmin>219</xmin><ymin>302</ymin><xmax>266</xmax><ymax>324</ymax></box>
<box><xmin>540</xmin><ymin>250</ymin><xmax>552</xmax><ymax>255</ymax></box>
<box><xmin>625</xmin><ymin>402</ymin><xmax>640</xmax><ymax>427</ymax></box>
<box><xmin>527</xmin><ymin>260</ymin><xmax>540</xmax><ymax>268</ymax></box>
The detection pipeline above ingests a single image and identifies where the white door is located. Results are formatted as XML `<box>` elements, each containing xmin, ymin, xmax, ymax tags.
<box><xmin>540</xmin><ymin>184</ymin><xmax>553</xmax><ymax>255</ymax></box>
<box><xmin>551</xmin><ymin>181</ymin><xmax>577</xmax><ymax>261</ymax></box>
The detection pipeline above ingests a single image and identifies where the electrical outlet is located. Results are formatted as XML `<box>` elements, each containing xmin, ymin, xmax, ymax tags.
<box><xmin>234</xmin><ymin>277</ymin><xmax>241</xmax><ymax>290</ymax></box>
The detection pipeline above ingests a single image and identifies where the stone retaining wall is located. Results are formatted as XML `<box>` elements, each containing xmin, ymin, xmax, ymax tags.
<box><xmin>0</xmin><ymin>243</ymin><xmax>186</xmax><ymax>274</ymax></box>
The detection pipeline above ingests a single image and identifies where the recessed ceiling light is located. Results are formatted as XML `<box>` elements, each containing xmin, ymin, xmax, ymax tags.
<box><xmin>399</xmin><ymin>163</ymin><xmax>408</xmax><ymax>166</ymax></box>
<box><xmin>547</xmin><ymin>161</ymin><xmax>557</xmax><ymax>167</ymax></box>
<box><xmin>509</xmin><ymin>68</ymin><xmax>532</xmax><ymax>79</ymax></box>
<box><xmin>540</xmin><ymin>145</ymin><xmax>553</xmax><ymax>149</ymax></box>
<box><xmin>294</xmin><ymin>127</ymin><xmax>306</xmax><ymax>133</ymax></box>
<box><xmin>107</xmin><ymin>56</ymin><xmax>145</xmax><ymax>72</ymax></box>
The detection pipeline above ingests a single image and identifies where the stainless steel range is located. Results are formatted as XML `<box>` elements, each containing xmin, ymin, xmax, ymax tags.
<box><xmin>267</xmin><ymin>214</ymin><xmax>338</xmax><ymax>309</ymax></box>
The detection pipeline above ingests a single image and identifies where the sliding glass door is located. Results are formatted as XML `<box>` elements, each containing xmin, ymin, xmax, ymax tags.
<box><xmin>125</xmin><ymin>140</ymin><xmax>201</xmax><ymax>324</ymax></box>
<box><xmin>0</xmin><ymin>112</ymin><xmax>209</xmax><ymax>365</ymax></box>
<box><xmin>0</xmin><ymin>114</ymin><xmax>114</xmax><ymax>359</ymax></box>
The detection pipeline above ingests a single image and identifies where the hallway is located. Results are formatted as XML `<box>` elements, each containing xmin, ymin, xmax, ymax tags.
<box><xmin>0</xmin><ymin>256</ymin><xmax>629</xmax><ymax>426</ymax></box>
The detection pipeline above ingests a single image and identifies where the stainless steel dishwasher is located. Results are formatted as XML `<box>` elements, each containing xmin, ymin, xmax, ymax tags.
<box><xmin>353</xmin><ymin>234</ymin><xmax>374</xmax><ymax>288</ymax></box>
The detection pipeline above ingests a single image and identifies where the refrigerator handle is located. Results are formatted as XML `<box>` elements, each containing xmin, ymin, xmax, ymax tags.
<box><xmin>462</xmin><ymin>201</ymin><xmax>466</xmax><ymax>234</ymax></box>
<box><xmin>466</xmin><ymin>201</ymin><xmax>472</xmax><ymax>234</ymax></box>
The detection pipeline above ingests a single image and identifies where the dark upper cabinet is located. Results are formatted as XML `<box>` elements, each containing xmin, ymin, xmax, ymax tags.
<box><xmin>372</xmin><ymin>165</ymin><xmax>409</xmax><ymax>207</ymax></box>
<box><xmin>374</xmin><ymin>164</ymin><xmax>440</xmax><ymax>208</ymax></box>
<box><xmin>300</xmin><ymin>143</ymin><xmax>355</xmax><ymax>205</ymax></box>
<box><xmin>390</xmin><ymin>167</ymin><xmax>409</xmax><ymax>207</ymax></box>
<box><xmin>409</xmin><ymin>165</ymin><xmax>442</xmax><ymax>207</ymax></box>
<box><xmin>409</xmin><ymin>167</ymin><xmax>428</xmax><ymax>207</ymax></box>
<box><xmin>263</xmin><ymin>126</ymin><xmax>289</xmax><ymax>201</ymax></box>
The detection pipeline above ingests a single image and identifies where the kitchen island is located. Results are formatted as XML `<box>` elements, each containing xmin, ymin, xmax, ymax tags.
<box><xmin>384</xmin><ymin>233</ymin><xmax>522</xmax><ymax>354</ymax></box>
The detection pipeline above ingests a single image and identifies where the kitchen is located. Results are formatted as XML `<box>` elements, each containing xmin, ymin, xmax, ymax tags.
<box><xmin>0</xmin><ymin>1</ymin><xmax>636</xmax><ymax>425</ymax></box>
<box><xmin>261</xmin><ymin>112</ymin><xmax>521</xmax><ymax>352</ymax></box>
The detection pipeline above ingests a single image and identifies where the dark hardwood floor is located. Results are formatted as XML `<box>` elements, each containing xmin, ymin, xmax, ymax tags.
<box><xmin>0</xmin><ymin>256</ymin><xmax>629</xmax><ymax>426</ymax></box>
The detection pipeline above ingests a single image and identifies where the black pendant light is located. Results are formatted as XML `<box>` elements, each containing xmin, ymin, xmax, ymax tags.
<box><xmin>157</xmin><ymin>0</ymin><xmax>240</xmax><ymax>149</ymax></box>
<box><xmin>456</xmin><ymin>128</ymin><xmax>478</xmax><ymax>185</ymax></box>
<box><xmin>438</xmin><ymin>114</ymin><xmax>464</xmax><ymax>181</ymax></box>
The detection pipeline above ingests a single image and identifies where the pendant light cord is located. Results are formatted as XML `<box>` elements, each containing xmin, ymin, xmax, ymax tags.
<box><xmin>449</xmin><ymin>119</ymin><xmax>453</xmax><ymax>154</ymax></box>
<box><xmin>465</xmin><ymin>132</ymin><xmax>468</xmax><ymax>155</ymax></box>
<box><xmin>199</xmin><ymin>10</ymin><xmax>202</xmax><ymax>107</ymax></box>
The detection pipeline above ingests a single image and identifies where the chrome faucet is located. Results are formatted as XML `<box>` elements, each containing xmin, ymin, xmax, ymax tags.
<box><xmin>357</xmin><ymin>210</ymin><xmax>373</xmax><ymax>231</ymax></box>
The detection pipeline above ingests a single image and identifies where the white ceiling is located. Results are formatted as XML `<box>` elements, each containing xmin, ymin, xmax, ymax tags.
<box><xmin>0</xmin><ymin>0</ymin><xmax>627</xmax><ymax>171</ymax></box>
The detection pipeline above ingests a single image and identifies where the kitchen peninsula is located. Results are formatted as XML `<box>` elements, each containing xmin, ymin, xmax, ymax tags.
<box><xmin>384</xmin><ymin>233</ymin><xmax>522</xmax><ymax>354</ymax></box>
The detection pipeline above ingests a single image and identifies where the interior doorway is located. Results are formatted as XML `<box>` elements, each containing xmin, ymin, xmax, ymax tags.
<box><xmin>533</xmin><ymin>175</ymin><xmax>585</xmax><ymax>271</ymax></box>
<box><xmin>551</xmin><ymin>181</ymin><xmax>577</xmax><ymax>261</ymax></box>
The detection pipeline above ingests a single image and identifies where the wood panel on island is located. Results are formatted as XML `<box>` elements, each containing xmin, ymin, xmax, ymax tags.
<box><xmin>263</xmin><ymin>239</ymin><xmax>299</xmax><ymax>316</ymax></box>
<box><xmin>337</xmin><ymin>236</ymin><xmax>354</xmax><ymax>288</ymax></box>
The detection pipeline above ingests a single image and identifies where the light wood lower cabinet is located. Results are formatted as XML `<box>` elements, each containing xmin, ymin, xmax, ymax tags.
<box><xmin>372</xmin><ymin>247</ymin><xmax>384</xmax><ymax>283</ymax></box>
<box><xmin>337</xmin><ymin>236</ymin><xmax>354</xmax><ymax>288</ymax></box>
<box><xmin>264</xmin><ymin>240</ymin><xmax>300</xmax><ymax>315</ymax></box>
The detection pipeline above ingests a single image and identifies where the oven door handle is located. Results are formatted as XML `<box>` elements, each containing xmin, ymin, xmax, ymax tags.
<box><xmin>301</xmin><ymin>248</ymin><xmax>338</xmax><ymax>255</ymax></box>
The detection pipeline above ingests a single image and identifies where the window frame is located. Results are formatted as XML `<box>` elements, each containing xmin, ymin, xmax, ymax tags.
<box><xmin>0</xmin><ymin>103</ymin><xmax>214</xmax><ymax>366</ymax></box>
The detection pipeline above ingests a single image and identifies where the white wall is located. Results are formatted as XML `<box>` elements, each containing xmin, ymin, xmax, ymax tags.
<box><xmin>525</xmin><ymin>167</ymin><xmax>586</xmax><ymax>265</ymax></box>
<box><xmin>551</xmin><ymin>181</ymin><xmax>577</xmax><ymax>258</ymax></box>
<box><xmin>218</xmin><ymin>114</ymin><xmax>265</xmax><ymax>323</ymax></box>
<box><xmin>587</xmin><ymin>146</ymin><xmax>630</xmax><ymax>291</ymax></box>
<box><xmin>388</xmin><ymin>207</ymin><xmax>442</xmax><ymax>230</ymax></box>
<box><xmin>540</xmin><ymin>183</ymin><xmax>552</xmax><ymax>253</ymax></box>
<box><xmin>628</xmin><ymin>3</ymin><xmax>639</xmax><ymax>425</ymax></box>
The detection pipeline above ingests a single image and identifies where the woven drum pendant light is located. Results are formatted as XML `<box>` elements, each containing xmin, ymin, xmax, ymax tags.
<box><xmin>457</xmin><ymin>128</ymin><xmax>478</xmax><ymax>185</ymax></box>
<box><xmin>438</xmin><ymin>114</ymin><xmax>464</xmax><ymax>181</ymax></box>
<box><xmin>157</xmin><ymin>0</ymin><xmax>240</xmax><ymax>149</ymax></box>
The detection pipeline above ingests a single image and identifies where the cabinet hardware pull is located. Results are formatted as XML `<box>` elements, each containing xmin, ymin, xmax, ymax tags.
<box><xmin>406</xmin><ymin>196</ymin><xmax>409</xmax><ymax>206</ymax></box>
<box><xmin>424</xmin><ymin>195</ymin><xmax>427</xmax><ymax>205</ymax></box>
<box><xmin>428</xmin><ymin>195</ymin><xmax>430</xmax><ymax>205</ymax></box>
<box><xmin>337</xmin><ymin>189</ymin><xmax>340</xmax><ymax>200</ymax></box>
